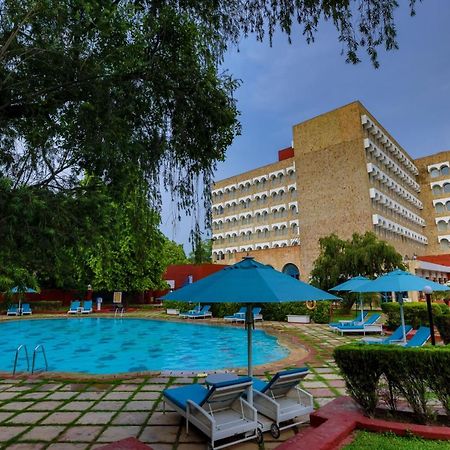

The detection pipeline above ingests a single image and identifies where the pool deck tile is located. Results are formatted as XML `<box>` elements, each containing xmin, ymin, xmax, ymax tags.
<box><xmin>148</xmin><ymin>412</ymin><xmax>182</xmax><ymax>426</ymax></box>
<box><xmin>0</xmin><ymin>411</ymin><xmax>15</xmax><ymax>423</ymax></box>
<box><xmin>123</xmin><ymin>400</ymin><xmax>152</xmax><ymax>411</ymax></box>
<box><xmin>141</xmin><ymin>384</ymin><xmax>169</xmax><ymax>391</ymax></box>
<box><xmin>76</xmin><ymin>391</ymin><xmax>106</xmax><ymax>401</ymax></box>
<box><xmin>47</xmin><ymin>444</ymin><xmax>88</xmax><ymax>450</ymax></box>
<box><xmin>6</xmin><ymin>411</ymin><xmax>48</xmax><ymax>424</ymax></box>
<box><xmin>75</xmin><ymin>411</ymin><xmax>116</xmax><ymax>425</ymax></box>
<box><xmin>112</xmin><ymin>384</ymin><xmax>140</xmax><ymax>392</ymax></box>
<box><xmin>6</xmin><ymin>444</ymin><xmax>46</xmax><ymax>450</ymax></box>
<box><xmin>60</xmin><ymin>400</ymin><xmax>96</xmax><ymax>411</ymax></box>
<box><xmin>41</xmin><ymin>411</ymin><xmax>82</xmax><ymax>424</ymax></box>
<box><xmin>20</xmin><ymin>392</ymin><xmax>49</xmax><ymax>400</ymax></box>
<box><xmin>58</xmin><ymin>425</ymin><xmax>104</xmax><ymax>442</ymax></box>
<box><xmin>28</xmin><ymin>400</ymin><xmax>63</xmax><ymax>411</ymax></box>
<box><xmin>45</xmin><ymin>391</ymin><xmax>77</xmax><ymax>400</ymax></box>
<box><xmin>0</xmin><ymin>392</ymin><xmax>20</xmax><ymax>400</ymax></box>
<box><xmin>97</xmin><ymin>425</ymin><xmax>142</xmax><ymax>442</ymax></box>
<box><xmin>19</xmin><ymin>425</ymin><xmax>66</xmax><ymax>441</ymax></box>
<box><xmin>102</xmin><ymin>392</ymin><xmax>133</xmax><ymax>401</ymax></box>
<box><xmin>0</xmin><ymin>425</ymin><xmax>28</xmax><ymax>441</ymax></box>
<box><xmin>0</xmin><ymin>401</ymin><xmax>35</xmax><ymax>410</ymax></box>
<box><xmin>139</xmin><ymin>425</ymin><xmax>179</xmax><ymax>443</ymax></box>
<box><xmin>112</xmin><ymin>411</ymin><xmax>150</xmax><ymax>426</ymax></box>
<box><xmin>92</xmin><ymin>400</ymin><xmax>126</xmax><ymax>411</ymax></box>
<box><xmin>133</xmin><ymin>391</ymin><xmax>161</xmax><ymax>401</ymax></box>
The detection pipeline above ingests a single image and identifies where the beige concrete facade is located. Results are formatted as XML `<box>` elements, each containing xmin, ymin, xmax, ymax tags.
<box><xmin>415</xmin><ymin>151</ymin><xmax>450</xmax><ymax>254</ymax></box>
<box><xmin>211</xmin><ymin>101</ymin><xmax>447</xmax><ymax>280</ymax></box>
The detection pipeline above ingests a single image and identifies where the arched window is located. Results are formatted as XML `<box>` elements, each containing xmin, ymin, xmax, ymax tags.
<box><xmin>282</xmin><ymin>263</ymin><xmax>300</xmax><ymax>280</ymax></box>
<box><xmin>430</xmin><ymin>168</ymin><xmax>440</xmax><ymax>178</ymax></box>
<box><xmin>446</xmin><ymin>201</ymin><xmax>450</xmax><ymax>212</ymax></box>
<box><xmin>436</xmin><ymin>203</ymin><xmax>445</xmax><ymax>213</ymax></box>
<box><xmin>432</xmin><ymin>185</ymin><xmax>442</xmax><ymax>195</ymax></box>
<box><xmin>444</xmin><ymin>184</ymin><xmax>450</xmax><ymax>194</ymax></box>
<box><xmin>440</xmin><ymin>239</ymin><xmax>450</xmax><ymax>251</ymax></box>
<box><xmin>438</xmin><ymin>221</ymin><xmax>448</xmax><ymax>232</ymax></box>
<box><xmin>441</xmin><ymin>166</ymin><xmax>450</xmax><ymax>176</ymax></box>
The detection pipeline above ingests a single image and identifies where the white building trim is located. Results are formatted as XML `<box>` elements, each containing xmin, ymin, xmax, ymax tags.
<box><xmin>428</xmin><ymin>162</ymin><xmax>450</xmax><ymax>172</ymax></box>
<box><xmin>372</xmin><ymin>214</ymin><xmax>427</xmax><ymax>244</ymax></box>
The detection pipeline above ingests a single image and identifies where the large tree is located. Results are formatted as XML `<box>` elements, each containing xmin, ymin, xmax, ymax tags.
<box><xmin>310</xmin><ymin>232</ymin><xmax>405</xmax><ymax>291</ymax></box>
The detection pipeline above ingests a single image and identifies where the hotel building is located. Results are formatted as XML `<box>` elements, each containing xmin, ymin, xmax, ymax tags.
<box><xmin>211</xmin><ymin>102</ymin><xmax>450</xmax><ymax>281</ymax></box>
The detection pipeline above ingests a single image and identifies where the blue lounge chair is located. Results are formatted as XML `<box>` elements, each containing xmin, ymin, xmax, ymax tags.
<box><xmin>21</xmin><ymin>303</ymin><xmax>32</xmax><ymax>315</ymax></box>
<box><xmin>163</xmin><ymin>377</ymin><xmax>259</xmax><ymax>449</ymax></box>
<box><xmin>224</xmin><ymin>306</ymin><xmax>246</xmax><ymax>322</ymax></box>
<box><xmin>329</xmin><ymin>311</ymin><xmax>368</xmax><ymax>328</ymax></box>
<box><xmin>403</xmin><ymin>326</ymin><xmax>431</xmax><ymax>348</ymax></box>
<box><xmin>252</xmin><ymin>368</ymin><xmax>313</xmax><ymax>438</ymax></box>
<box><xmin>179</xmin><ymin>304</ymin><xmax>201</xmax><ymax>317</ymax></box>
<box><xmin>235</xmin><ymin>307</ymin><xmax>263</xmax><ymax>322</ymax></box>
<box><xmin>6</xmin><ymin>304</ymin><xmax>19</xmax><ymax>316</ymax></box>
<box><xmin>334</xmin><ymin>313</ymin><xmax>382</xmax><ymax>336</ymax></box>
<box><xmin>361</xmin><ymin>325</ymin><xmax>413</xmax><ymax>344</ymax></box>
<box><xmin>81</xmin><ymin>300</ymin><xmax>93</xmax><ymax>314</ymax></box>
<box><xmin>67</xmin><ymin>300</ymin><xmax>80</xmax><ymax>314</ymax></box>
<box><xmin>180</xmin><ymin>305</ymin><xmax>212</xmax><ymax>319</ymax></box>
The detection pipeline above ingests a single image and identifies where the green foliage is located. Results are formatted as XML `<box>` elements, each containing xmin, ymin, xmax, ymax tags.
<box><xmin>381</xmin><ymin>302</ymin><xmax>449</xmax><ymax>330</ymax></box>
<box><xmin>344</xmin><ymin>431</ymin><xmax>447</xmax><ymax>450</ymax></box>
<box><xmin>334</xmin><ymin>344</ymin><xmax>450</xmax><ymax>422</ymax></box>
<box><xmin>162</xmin><ymin>240</ymin><xmax>189</xmax><ymax>266</ymax></box>
<box><xmin>188</xmin><ymin>237</ymin><xmax>212</xmax><ymax>264</ymax></box>
<box><xmin>435</xmin><ymin>313</ymin><xmax>450</xmax><ymax>345</ymax></box>
<box><xmin>261</xmin><ymin>302</ymin><xmax>331</xmax><ymax>323</ymax></box>
<box><xmin>311</xmin><ymin>232</ymin><xmax>405</xmax><ymax>293</ymax></box>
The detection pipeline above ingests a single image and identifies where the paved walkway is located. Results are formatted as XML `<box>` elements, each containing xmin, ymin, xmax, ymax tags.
<box><xmin>0</xmin><ymin>323</ymin><xmax>360</xmax><ymax>449</ymax></box>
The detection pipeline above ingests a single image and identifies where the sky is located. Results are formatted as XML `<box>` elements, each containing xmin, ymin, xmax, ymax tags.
<box><xmin>161</xmin><ymin>1</ymin><xmax>450</xmax><ymax>252</ymax></box>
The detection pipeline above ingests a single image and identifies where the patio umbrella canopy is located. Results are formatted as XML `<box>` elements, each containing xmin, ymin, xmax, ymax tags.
<box><xmin>163</xmin><ymin>256</ymin><xmax>339</xmax><ymax>404</ymax></box>
<box><xmin>9</xmin><ymin>286</ymin><xmax>38</xmax><ymax>313</ymax></box>
<box><xmin>352</xmin><ymin>269</ymin><xmax>449</xmax><ymax>342</ymax></box>
<box><xmin>330</xmin><ymin>276</ymin><xmax>370</xmax><ymax>322</ymax></box>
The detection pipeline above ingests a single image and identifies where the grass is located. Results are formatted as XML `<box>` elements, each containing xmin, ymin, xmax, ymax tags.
<box><xmin>344</xmin><ymin>431</ymin><xmax>450</xmax><ymax>449</ymax></box>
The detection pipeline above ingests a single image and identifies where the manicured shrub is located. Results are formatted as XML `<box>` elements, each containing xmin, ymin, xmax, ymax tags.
<box><xmin>333</xmin><ymin>345</ymin><xmax>384</xmax><ymax>416</ymax></box>
<box><xmin>381</xmin><ymin>302</ymin><xmax>448</xmax><ymax>329</ymax></box>
<box><xmin>333</xmin><ymin>344</ymin><xmax>450</xmax><ymax>423</ymax></box>
<box><xmin>435</xmin><ymin>313</ymin><xmax>450</xmax><ymax>345</ymax></box>
<box><xmin>261</xmin><ymin>301</ymin><xmax>331</xmax><ymax>323</ymax></box>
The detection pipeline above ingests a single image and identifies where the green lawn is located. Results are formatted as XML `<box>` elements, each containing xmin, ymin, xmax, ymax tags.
<box><xmin>344</xmin><ymin>431</ymin><xmax>450</xmax><ymax>449</ymax></box>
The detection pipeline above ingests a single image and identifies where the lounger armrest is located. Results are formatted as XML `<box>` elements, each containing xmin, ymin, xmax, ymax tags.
<box><xmin>253</xmin><ymin>389</ymin><xmax>280</xmax><ymax>415</ymax></box>
<box><xmin>291</xmin><ymin>387</ymin><xmax>314</xmax><ymax>407</ymax></box>
<box><xmin>186</xmin><ymin>400</ymin><xmax>215</xmax><ymax>431</ymax></box>
<box><xmin>238</xmin><ymin>398</ymin><xmax>257</xmax><ymax>422</ymax></box>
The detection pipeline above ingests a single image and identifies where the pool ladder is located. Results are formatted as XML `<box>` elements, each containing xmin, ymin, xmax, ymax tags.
<box><xmin>13</xmin><ymin>344</ymin><xmax>48</xmax><ymax>375</ymax></box>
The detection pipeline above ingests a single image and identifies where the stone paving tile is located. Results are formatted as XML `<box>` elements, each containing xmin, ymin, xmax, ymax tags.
<box><xmin>20</xmin><ymin>392</ymin><xmax>49</xmax><ymax>400</ymax></box>
<box><xmin>47</xmin><ymin>444</ymin><xmax>88</xmax><ymax>450</ymax></box>
<box><xmin>141</xmin><ymin>384</ymin><xmax>168</xmax><ymax>391</ymax></box>
<box><xmin>133</xmin><ymin>391</ymin><xmax>161</xmax><ymax>401</ymax></box>
<box><xmin>75</xmin><ymin>411</ymin><xmax>116</xmax><ymax>425</ymax></box>
<box><xmin>141</xmin><ymin>445</ymin><xmax>174</xmax><ymax>450</ymax></box>
<box><xmin>0</xmin><ymin>425</ymin><xmax>28</xmax><ymax>441</ymax></box>
<box><xmin>36</xmin><ymin>384</ymin><xmax>62</xmax><ymax>392</ymax></box>
<box><xmin>41</xmin><ymin>411</ymin><xmax>82</xmax><ymax>425</ymax></box>
<box><xmin>177</xmin><ymin>425</ymin><xmax>208</xmax><ymax>444</ymax></box>
<box><xmin>314</xmin><ymin>367</ymin><xmax>336</xmax><ymax>374</ymax></box>
<box><xmin>96</xmin><ymin>425</ymin><xmax>141</xmax><ymax>442</ymax></box>
<box><xmin>7</xmin><ymin>444</ymin><xmax>45</xmax><ymax>450</ymax></box>
<box><xmin>123</xmin><ymin>400</ymin><xmax>152</xmax><ymax>411</ymax></box>
<box><xmin>0</xmin><ymin>401</ymin><xmax>34</xmax><ymax>410</ymax></box>
<box><xmin>0</xmin><ymin>411</ymin><xmax>15</xmax><ymax>422</ymax></box>
<box><xmin>6</xmin><ymin>411</ymin><xmax>48</xmax><ymax>424</ymax></box>
<box><xmin>60</xmin><ymin>401</ymin><xmax>95</xmax><ymax>411</ymax></box>
<box><xmin>146</xmin><ymin>378</ymin><xmax>170</xmax><ymax>384</ymax></box>
<box><xmin>112</xmin><ymin>384</ymin><xmax>140</xmax><ymax>392</ymax></box>
<box><xmin>58</xmin><ymin>425</ymin><xmax>103</xmax><ymax>442</ymax></box>
<box><xmin>112</xmin><ymin>411</ymin><xmax>149</xmax><ymax>425</ymax></box>
<box><xmin>76</xmin><ymin>391</ymin><xmax>105</xmax><ymax>401</ymax></box>
<box><xmin>308</xmin><ymin>388</ymin><xmax>336</xmax><ymax>397</ymax></box>
<box><xmin>19</xmin><ymin>425</ymin><xmax>66</xmax><ymax>441</ymax></box>
<box><xmin>315</xmin><ymin>397</ymin><xmax>336</xmax><ymax>407</ymax></box>
<box><xmin>328</xmin><ymin>379</ymin><xmax>346</xmax><ymax>388</ymax></box>
<box><xmin>148</xmin><ymin>411</ymin><xmax>182</xmax><ymax>425</ymax></box>
<box><xmin>102</xmin><ymin>391</ymin><xmax>132</xmax><ymax>401</ymax></box>
<box><xmin>91</xmin><ymin>400</ymin><xmax>125</xmax><ymax>411</ymax></box>
<box><xmin>301</xmin><ymin>381</ymin><xmax>328</xmax><ymax>388</ymax></box>
<box><xmin>45</xmin><ymin>391</ymin><xmax>77</xmax><ymax>401</ymax></box>
<box><xmin>5</xmin><ymin>386</ymin><xmax>33</xmax><ymax>392</ymax></box>
<box><xmin>28</xmin><ymin>401</ymin><xmax>63</xmax><ymax>411</ymax></box>
<box><xmin>320</xmin><ymin>373</ymin><xmax>344</xmax><ymax>380</ymax></box>
<box><xmin>139</xmin><ymin>425</ymin><xmax>179</xmax><ymax>443</ymax></box>
<box><xmin>0</xmin><ymin>392</ymin><xmax>20</xmax><ymax>400</ymax></box>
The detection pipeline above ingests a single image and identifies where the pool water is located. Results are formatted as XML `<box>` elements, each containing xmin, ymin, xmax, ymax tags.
<box><xmin>0</xmin><ymin>318</ymin><xmax>289</xmax><ymax>374</ymax></box>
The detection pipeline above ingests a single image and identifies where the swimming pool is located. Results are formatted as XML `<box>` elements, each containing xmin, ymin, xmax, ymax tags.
<box><xmin>0</xmin><ymin>318</ymin><xmax>289</xmax><ymax>374</ymax></box>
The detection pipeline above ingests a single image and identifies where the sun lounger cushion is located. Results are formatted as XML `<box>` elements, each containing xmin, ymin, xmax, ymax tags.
<box><xmin>253</xmin><ymin>367</ymin><xmax>308</xmax><ymax>394</ymax></box>
<box><xmin>163</xmin><ymin>384</ymin><xmax>209</xmax><ymax>410</ymax></box>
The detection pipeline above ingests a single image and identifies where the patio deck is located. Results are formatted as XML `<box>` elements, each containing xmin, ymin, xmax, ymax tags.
<box><xmin>0</xmin><ymin>319</ymin><xmax>360</xmax><ymax>449</ymax></box>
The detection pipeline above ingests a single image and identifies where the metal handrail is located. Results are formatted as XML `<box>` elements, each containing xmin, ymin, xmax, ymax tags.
<box><xmin>31</xmin><ymin>344</ymin><xmax>48</xmax><ymax>374</ymax></box>
<box><xmin>13</xmin><ymin>344</ymin><xmax>30</xmax><ymax>375</ymax></box>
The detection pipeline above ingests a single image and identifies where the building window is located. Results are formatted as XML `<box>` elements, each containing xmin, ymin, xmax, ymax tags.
<box><xmin>431</xmin><ymin>168</ymin><xmax>440</xmax><ymax>178</ymax></box>
<box><xmin>432</xmin><ymin>185</ymin><xmax>442</xmax><ymax>195</ymax></box>
<box><xmin>440</xmin><ymin>239</ymin><xmax>450</xmax><ymax>251</ymax></box>
<box><xmin>445</xmin><ymin>184</ymin><xmax>450</xmax><ymax>194</ymax></box>
<box><xmin>435</xmin><ymin>203</ymin><xmax>445</xmax><ymax>213</ymax></box>
<box><xmin>282</xmin><ymin>263</ymin><xmax>300</xmax><ymax>280</ymax></box>
<box><xmin>442</xmin><ymin>166</ymin><xmax>450</xmax><ymax>176</ymax></box>
<box><xmin>437</xmin><ymin>221</ymin><xmax>448</xmax><ymax>232</ymax></box>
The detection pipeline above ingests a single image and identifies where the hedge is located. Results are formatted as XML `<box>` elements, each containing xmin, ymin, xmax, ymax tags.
<box><xmin>0</xmin><ymin>300</ymin><xmax>63</xmax><ymax>312</ymax></box>
<box><xmin>435</xmin><ymin>313</ymin><xmax>450</xmax><ymax>345</ymax></box>
<box><xmin>334</xmin><ymin>344</ymin><xmax>450</xmax><ymax>423</ymax></box>
<box><xmin>381</xmin><ymin>302</ymin><xmax>449</xmax><ymax>329</ymax></box>
<box><xmin>163</xmin><ymin>300</ymin><xmax>332</xmax><ymax>323</ymax></box>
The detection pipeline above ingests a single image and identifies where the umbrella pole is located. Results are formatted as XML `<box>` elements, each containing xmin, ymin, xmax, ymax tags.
<box><xmin>397</xmin><ymin>293</ymin><xmax>406</xmax><ymax>343</ymax></box>
<box><xmin>359</xmin><ymin>293</ymin><xmax>364</xmax><ymax>322</ymax></box>
<box><xmin>245</xmin><ymin>303</ymin><xmax>253</xmax><ymax>405</ymax></box>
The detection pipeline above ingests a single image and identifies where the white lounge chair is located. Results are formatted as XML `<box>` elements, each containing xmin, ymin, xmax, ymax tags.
<box><xmin>333</xmin><ymin>313</ymin><xmax>383</xmax><ymax>336</ymax></box>
<box><xmin>80</xmin><ymin>300</ymin><xmax>93</xmax><ymax>314</ymax></box>
<box><xmin>163</xmin><ymin>377</ymin><xmax>260</xmax><ymax>449</ymax></box>
<box><xmin>252</xmin><ymin>368</ymin><xmax>313</xmax><ymax>438</ymax></box>
<box><xmin>67</xmin><ymin>300</ymin><xmax>80</xmax><ymax>314</ymax></box>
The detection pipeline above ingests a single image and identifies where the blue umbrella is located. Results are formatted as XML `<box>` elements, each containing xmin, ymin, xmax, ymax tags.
<box><xmin>163</xmin><ymin>256</ymin><xmax>339</xmax><ymax>404</ymax></box>
<box><xmin>352</xmin><ymin>269</ymin><xmax>449</xmax><ymax>343</ymax></box>
<box><xmin>330</xmin><ymin>276</ymin><xmax>370</xmax><ymax>322</ymax></box>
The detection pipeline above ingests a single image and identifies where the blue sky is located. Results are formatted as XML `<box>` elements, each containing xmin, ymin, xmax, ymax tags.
<box><xmin>161</xmin><ymin>1</ymin><xmax>450</xmax><ymax>252</ymax></box>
